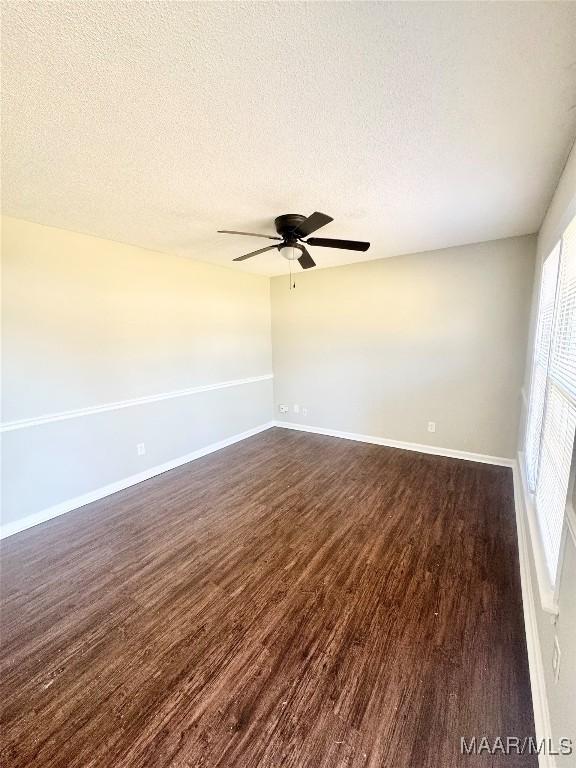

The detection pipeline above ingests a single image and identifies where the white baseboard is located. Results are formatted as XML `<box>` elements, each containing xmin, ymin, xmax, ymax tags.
<box><xmin>274</xmin><ymin>420</ymin><xmax>514</xmax><ymax>467</ymax></box>
<box><xmin>2</xmin><ymin>419</ymin><xmax>511</xmax><ymax>540</ymax></box>
<box><xmin>0</xmin><ymin>422</ymin><xmax>274</xmax><ymax>540</ymax></box>
<box><xmin>512</xmin><ymin>458</ymin><xmax>556</xmax><ymax>768</ymax></box>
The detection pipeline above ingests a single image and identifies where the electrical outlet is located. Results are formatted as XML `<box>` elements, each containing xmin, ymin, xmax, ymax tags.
<box><xmin>279</xmin><ymin>404</ymin><xmax>289</xmax><ymax>414</ymax></box>
<box><xmin>428</xmin><ymin>421</ymin><xmax>436</xmax><ymax>433</ymax></box>
<box><xmin>293</xmin><ymin>404</ymin><xmax>300</xmax><ymax>414</ymax></box>
<box><xmin>137</xmin><ymin>443</ymin><xmax>146</xmax><ymax>456</ymax></box>
<box><xmin>552</xmin><ymin>636</ymin><xmax>561</xmax><ymax>683</ymax></box>
<box><xmin>302</xmin><ymin>407</ymin><xmax>308</xmax><ymax>417</ymax></box>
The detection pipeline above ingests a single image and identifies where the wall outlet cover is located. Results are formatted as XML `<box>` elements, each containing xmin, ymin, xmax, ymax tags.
<box><xmin>137</xmin><ymin>443</ymin><xmax>146</xmax><ymax>456</ymax></box>
<box><xmin>279</xmin><ymin>404</ymin><xmax>289</xmax><ymax>414</ymax></box>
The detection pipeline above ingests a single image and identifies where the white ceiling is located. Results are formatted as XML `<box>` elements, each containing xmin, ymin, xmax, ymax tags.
<box><xmin>2</xmin><ymin>2</ymin><xmax>576</xmax><ymax>276</ymax></box>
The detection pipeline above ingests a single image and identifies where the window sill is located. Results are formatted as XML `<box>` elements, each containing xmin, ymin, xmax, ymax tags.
<box><xmin>516</xmin><ymin>453</ymin><xmax>559</xmax><ymax>617</ymax></box>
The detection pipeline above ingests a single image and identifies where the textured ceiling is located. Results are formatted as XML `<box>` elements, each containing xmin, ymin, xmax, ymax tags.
<box><xmin>2</xmin><ymin>1</ymin><xmax>576</xmax><ymax>276</ymax></box>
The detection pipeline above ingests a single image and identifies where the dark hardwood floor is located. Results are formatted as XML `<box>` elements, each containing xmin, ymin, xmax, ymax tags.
<box><xmin>0</xmin><ymin>428</ymin><xmax>535</xmax><ymax>767</ymax></box>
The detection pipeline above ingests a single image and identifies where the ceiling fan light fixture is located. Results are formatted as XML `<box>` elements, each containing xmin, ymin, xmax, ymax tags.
<box><xmin>279</xmin><ymin>244</ymin><xmax>300</xmax><ymax>261</ymax></box>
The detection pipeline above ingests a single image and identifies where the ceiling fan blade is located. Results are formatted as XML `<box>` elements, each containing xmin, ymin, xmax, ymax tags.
<box><xmin>233</xmin><ymin>244</ymin><xmax>279</xmax><ymax>261</ymax></box>
<box><xmin>298</xmin><ymin>247</ymin><xmax>316</xmax><ymax>270</ymax></box>
<box><xmin>292</xmin><ymin>212</ymin><xmax>333</xmax><ymax>238</ymax></box>
<box><xmin>305</xmin><ymin>237</ymin><xmax>370</xmax><ymax>252</ymax></box>
<box><xmin>219</xmin><ymin>230</ymin><xmax>282</xmax><ymax>240</ymax></box>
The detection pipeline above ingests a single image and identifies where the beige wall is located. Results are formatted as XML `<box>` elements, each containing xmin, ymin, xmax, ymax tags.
<box><xmin>271</xmin><ymin>236</ymin><xmax>536</xmax><ymax>459</ymax></box>
<box><xmin>1</xmin><ymin>217</ymin><xmax>273</xmax><ymax>527</ymax></box>
<box><xmin>2</xmin><ymin>217</ymin><xmax>272</xmax><ymax>420</ymax></box>
<box><xmin>519</xmin><ymin>143</ymin><xmax>576</xmax><ymax>764</ymax></box>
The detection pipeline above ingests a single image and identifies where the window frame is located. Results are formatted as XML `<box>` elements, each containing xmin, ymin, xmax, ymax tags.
<box><xmin>523</xmin><ymin>215</ymin><xmax>576</xmax><ymax>607</ymax></box>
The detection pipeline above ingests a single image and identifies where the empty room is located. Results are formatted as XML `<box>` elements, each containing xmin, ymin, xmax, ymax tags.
<box><xmin>1</xmin><ymin>2</ymin><xmax>575</xmax><ymax>766</ymax></box>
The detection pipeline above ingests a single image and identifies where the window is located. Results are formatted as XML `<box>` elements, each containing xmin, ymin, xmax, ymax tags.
<box><xmin>525</xmin><ymin>214</ymin><xmax>576</xmax><ymax>583</ymax></box>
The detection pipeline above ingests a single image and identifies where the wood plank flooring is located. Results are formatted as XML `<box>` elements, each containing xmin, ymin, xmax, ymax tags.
<box><xmin>0</xmin><ymin>428</ymin><xmax>535</xmax><ymax>767</ymax></box>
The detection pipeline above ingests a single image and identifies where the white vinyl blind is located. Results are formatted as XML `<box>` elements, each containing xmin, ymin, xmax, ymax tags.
<box><xmin>525</xmin><ymin>246</ymin><xmax>559</xmax><ymax>490</ymax></box>
<box><xmin>551</xmin><ymin>217</ymin><xmax>576</xmax><ymax>400</ymax></box>
<box><xmin>525</xmin><ymin>215</ymin><xmax>576</xmax><ymax>583</ymax></box>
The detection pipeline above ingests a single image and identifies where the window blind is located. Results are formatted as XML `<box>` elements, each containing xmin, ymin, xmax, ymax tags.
<box><xmin>525</xmin><ymin>245</ymin><xmax>559</xmax><ymax>490</ymax></box>
<box><xmin>551</xmin><ymin>217</ymin><xmax>576</xmax><ymax>400</ymax></box>
<box><xmin>525</xmin><ymin>215</ymin><xmax>576</xmax><ymax>583</ymax></box>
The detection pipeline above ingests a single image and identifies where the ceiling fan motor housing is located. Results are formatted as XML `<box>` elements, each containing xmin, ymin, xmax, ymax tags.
<box><xmin>274</xmin><ymin>214</ymin><xmax>306</xmax><ymax>240</ymax></box>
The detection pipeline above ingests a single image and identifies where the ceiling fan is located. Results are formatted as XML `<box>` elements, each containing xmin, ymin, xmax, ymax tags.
<box><xmin>218</xmin><ymin>212</ymin><xmax>370</xmax><ymax>269</ymax></box>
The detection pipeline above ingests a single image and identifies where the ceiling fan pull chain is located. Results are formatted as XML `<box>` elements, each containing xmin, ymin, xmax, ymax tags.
<box><xmin>287</xmin><ymin>246</ymin><xmax>296</xmax><ymax>289</ymax></box>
